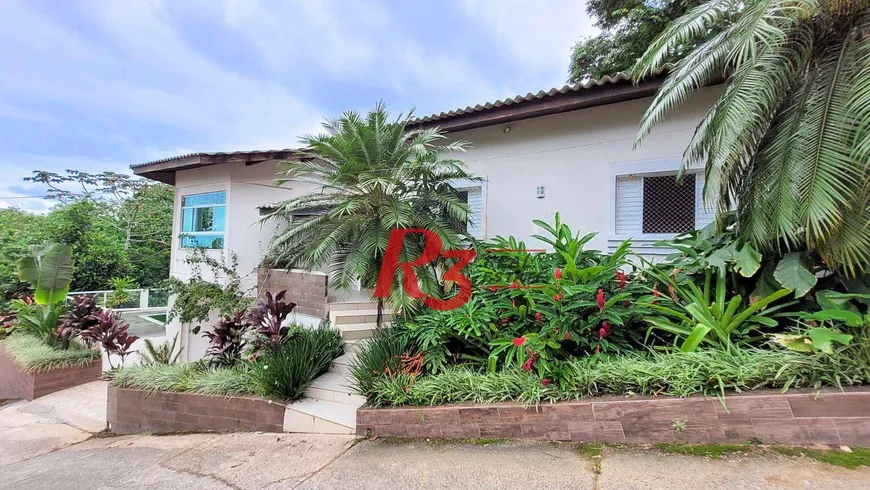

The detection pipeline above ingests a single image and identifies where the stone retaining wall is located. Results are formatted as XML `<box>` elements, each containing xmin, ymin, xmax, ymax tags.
<box><xmin>107</xmin><ymin>385</ymin><xmax>285</xmax><ymax>434</ymax></box>
<box><xmin>0</xmin><ymin>346</ymin><xmax>102</xmax><ymax>400</ymax></box>
<box><xmin>258</xmin><ymin>269</ymin><xmax>328</xmax><ymax>318</ymax></box>
<box><xmin>356</xmin><ymin>388</ymin><xmax>870</xmax><ymax>446</ymax></box>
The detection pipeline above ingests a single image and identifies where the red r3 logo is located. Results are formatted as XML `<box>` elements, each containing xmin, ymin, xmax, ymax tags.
<box><xmin>373</xmin><ymin>229</ymin><xmax>476</xmax><ymax>311</ymax></box>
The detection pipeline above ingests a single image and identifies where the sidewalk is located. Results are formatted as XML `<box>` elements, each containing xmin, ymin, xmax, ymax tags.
<box><xmin>1</xmin><ymin>383</ymin><xmax>869</xmax><ymax>489</ymax></box>
<box><xmin>2</xmin><ymin>431</ymin><xmax>869</xmax><ymax>489</ymax></box>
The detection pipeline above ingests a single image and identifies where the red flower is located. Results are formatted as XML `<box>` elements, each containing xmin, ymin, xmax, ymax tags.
<box><xmin>563</xmin><ymin>331</ymin><xmax>571</xmax><ymax>340</ymax></box>
<box><xmin>614</xmin><ymin>270</ymin><xmax>627</xmax><ymax>290</ymax></box>
<box><xmin>541</xmin><ymin>378</ymin><xmax>552</xmax><ymax>386</ymax></box>
<box><xmin>521</xmin><ymin>357</ymin><xmax>535</xmax><ymax>371</ymax></box>
<box><xmin>490</xmin><ymin>286</ymin><xmax>499</xmax><ymax>293</ymax></box>
<box><xmin>510</xmin><ymin>281</ymin><xmax>519</xmax><ymax>289</ymax></box>
<box><xmin>596</xmin><ymin>289</ymin><xmax>606</xmax><ymax>312</ymax></box>
<box><xmin>602</xmin><ymin>321</ymin><xmax>611</xmax><ymax>333</ymax></box>
<box><xmin>623</xmin><ymin>300</ymin><xmax>630</xmax><ymax>307</ymax></box>
<box><xmin>513</xmin><ymin>336</ymin><xmax>526</xmax><ymax>346</ymax></box>
<box><xmin>554</xmin><ymin>268</ymin><xmax>562</xmax><ymax>280</ymax></box>
<box><xmin>599</xmin><ymin>327</ymin><xmax>606</xmax><ymax>339</ymax></box>
<box><xmin>553</xmin><ymin>293</ymin><xmax>564</xmax><ymax>302</ymax></box>
<box><xmin>652</xmin><ymin>288</ymin><xmax>661</xmax><ymax>305</ymax></box>
<box><xmin>511</xmin><ymin>299</ymin><xmax>516</xmax><ymax>308</ymax></box>
<box><xmin>596</xmin><ymin>343</ymin><xmax>601</xmax><ymax>354</ymax></box>
<box><xmin>535</xmin><ymin>312</ymin><xmax>542</xmax><ymax>322</ymax></box>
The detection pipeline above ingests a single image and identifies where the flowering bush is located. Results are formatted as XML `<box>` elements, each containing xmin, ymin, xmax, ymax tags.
<box><xmin>406</xmin><ymin>214</ymin><xmax>651</xmax><ymax>378</ymax></box>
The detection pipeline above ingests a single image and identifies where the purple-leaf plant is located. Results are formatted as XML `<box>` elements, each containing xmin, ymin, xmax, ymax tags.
<box><xmin>245</xmin><ymin>290</ymin><xmax>297</xmax><ymax>352</ymax></box>
<box><xmin>79</xmin><ymin>309</ymin><xmax>139</xmax><ymax>369</ymax></box>
<box><xmin>203</xmin><ymin>310</ymin><xmax>247</xmax><ymax>365</ymax></box>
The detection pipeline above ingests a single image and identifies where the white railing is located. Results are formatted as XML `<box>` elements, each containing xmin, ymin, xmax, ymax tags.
<box><xmin>67</xmin><ymin>288</ymin><xmax>169</xmax><ymax>312</ymax></box>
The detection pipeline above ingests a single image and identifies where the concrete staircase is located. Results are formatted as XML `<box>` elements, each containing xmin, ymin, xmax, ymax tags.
<box><xmin>282</xmin><ymin>300</ymin><xmax>390</xmax><ymax>435</ymax></box>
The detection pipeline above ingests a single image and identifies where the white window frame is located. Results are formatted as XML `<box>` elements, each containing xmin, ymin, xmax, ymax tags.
<box><xmin>179</xmin><ymin>191</ymin><xmax>227</xmax><ymax>250</ymax></box>
<box><xmin>451</xmin><ymin>178</ymin><xmax>487</xmax><ymax>240</ymax></box>
<box><xmin>607</xmin><ymin>158</ymin><xmax>712</xmax><ymax>254</ymax></box>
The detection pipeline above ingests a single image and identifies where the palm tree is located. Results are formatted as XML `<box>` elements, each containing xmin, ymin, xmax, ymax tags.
<box><xmin>263</xmin><ymin>102</ymin><xmax>478</xmax><ymax>323</ymax></box>
<box><xmin>633</xmin><ymin>0</ymin><xmax>870</xmax><ymax>275</ymax></box>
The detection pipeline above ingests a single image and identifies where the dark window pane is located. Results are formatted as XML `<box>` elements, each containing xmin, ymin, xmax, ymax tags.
<box><xmin>642</xmin><ymin>174</ymin><xmax>695</xmax><ymax>234</ymax></box>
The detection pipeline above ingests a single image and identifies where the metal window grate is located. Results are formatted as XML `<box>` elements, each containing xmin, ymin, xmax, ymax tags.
<box><xmin>457</xmin><ymin>190</ymin><xmax>469</xmax><ymax>234</ymax></box>
<box><xmin>642</xmin><ymin>174</ymin><xmax>696</xmax><ymax>234</ymax></box>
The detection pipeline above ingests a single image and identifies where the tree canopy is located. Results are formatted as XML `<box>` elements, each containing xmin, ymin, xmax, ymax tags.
<box><xmin>568</xmin><ymin>0</ymin><xmax>706</xmax><ymax>82</ymax></box>
<box><xmin>1</xmin><ymin>170</ymin><xmax>173</xmax><ymax>302</ymax></box>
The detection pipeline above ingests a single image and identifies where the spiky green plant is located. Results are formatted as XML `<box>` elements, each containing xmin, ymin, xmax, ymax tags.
<box><xmin>634</xmin><ymin>0</ymin><xmax>870</xmax><ymax>275</ymax></box>
<box><xmin>140</xmin><ymin>334</ymin><xmax>182</xmax><ymax>365</ymax></box>
<box><xmin>248</xmin><ymin>324</ymin><xmax>343</xmax><ymax>401</ymax></box>
<box><xmin>263</xmin><ymin>102</ymin><xmax>479</xmax><ymax>321</ymax></box>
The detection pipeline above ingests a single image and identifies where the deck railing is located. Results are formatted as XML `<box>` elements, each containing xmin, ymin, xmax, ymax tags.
<box><xmin>67</xmin><ymin>288</ymin><xmax>169</xmax><ymax>312</ymax></box>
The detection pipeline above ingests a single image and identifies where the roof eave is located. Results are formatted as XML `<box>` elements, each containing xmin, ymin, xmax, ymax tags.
<box><xmin>132</xmin><ymin>150</ymin><xmax>306</xmax><ymax>186</ymax></box>
<box><xmin>409</xmin><ymin>78</ymin><xmax>662</xmax><ymax>133</ymax></box>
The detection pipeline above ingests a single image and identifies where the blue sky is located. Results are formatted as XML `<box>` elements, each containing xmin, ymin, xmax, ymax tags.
<box><xmin>0</xmin><ymin>0</ymin><xmax>596</xmax><ymax>212</ymax></box>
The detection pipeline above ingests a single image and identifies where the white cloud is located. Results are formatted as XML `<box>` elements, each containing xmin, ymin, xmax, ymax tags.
<box><xmin>0</xmin><ymin>0</ymin><xmax>323</xmax><ymax>154</ymax></box>
<box><xmin>461</xmin><ymin>0</ymin><xmax>598</xmax><ymax>87</ymax></box>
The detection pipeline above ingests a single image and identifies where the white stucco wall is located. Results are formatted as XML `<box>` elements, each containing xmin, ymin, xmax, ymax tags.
<box><xmin>166</xmin><ymin>160</ymin><xmax>317</xmax><ymax>360</ymax></box>
<box><xmin>446</xmin><ymin>86</ymin><xmax>721</xmax><ymax>253</ymax></box>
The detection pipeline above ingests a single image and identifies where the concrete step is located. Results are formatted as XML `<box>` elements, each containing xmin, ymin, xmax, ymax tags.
<box><xmin>329</xmin><ymin>351</ymin><xmax>357</xmax><ymax>374</ymax></box>
<box><xmin>328</xmin><ymin>309</ymin><xmax>392</xmax><ymax>326</ymax></box>
<box><xmin>337</xmin><ymin>322</ymin><xmax>377</xmax><ymax>341</ymax></box>
<box><xmin>343</xmin><ymin>339</ymin><xmax>363</xmax><ymax>354</ymax></box>
<box><xmin>283</xmin><ymin>398</ymin><xmax>359</xmax><ymax>434</ymax></box>
<box><xmin>305</xmin><ymin>371</ymin><xmax>366</xmax><ymax>406</ymax></box>
<box><xmin>328</xmin><ymin>301</ymin><xmax>380</xmax><ymax>312</ymax></box>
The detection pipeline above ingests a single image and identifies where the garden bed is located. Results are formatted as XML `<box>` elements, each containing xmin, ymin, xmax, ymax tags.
<box><xmin>356</xmin><ymin>387</ymin><xmax>870</xmax><ymax>445</ymax></box>
<box><xmin>108</xmin><ymin>385</ymin><xmax>285</xmax><ymax>434</ymax></box>
<box><xmin>0</xmin><ymin>340</ymin><xmax>102</xmax><ymax>400</ymax></box>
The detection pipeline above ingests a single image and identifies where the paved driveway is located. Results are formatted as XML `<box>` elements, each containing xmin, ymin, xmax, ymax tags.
<box><xmin>2</xmin><ymin>382</ymin><xmax>869</xmax><ymax>489</ymax></box>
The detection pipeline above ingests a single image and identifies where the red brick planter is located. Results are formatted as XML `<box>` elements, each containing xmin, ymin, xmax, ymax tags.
<box><xmin>357</xmin><ymin>388</ymin><xmax>870</xmax><ymax>446</ymax></box>
<box><xmin>0</xmin><ymin>346</ymin><xmax>102</xmax><ymax>401</ymax></box>
<box><xmin>107</xmin><ymin>385</ymin><xmax>285</xmax><ymax>434</ymax></box>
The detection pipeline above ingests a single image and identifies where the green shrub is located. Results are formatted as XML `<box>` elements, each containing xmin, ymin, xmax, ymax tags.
<box><xmin>112</xmin><ymin>362</ymin><xmax>201</xmax><ymax>392</ymax></box>
<box><xmin>249</xmin><ymin>324</ymin><xmax>343</xmax><ymax>401</ymax></box>
<box><xmin>112</xmin><ymin>361</ymin><xmax>257</xmax><ymax>397</ymax></box>
<box><xmin>365</xmin><ymin>347</ymin><xmax>870</xmax><ymax>407</ymax></box>
<box><xmin>1</xmin><ymin>334</ymin><xmax>99</xmax><ymax>373</ymax></box>
<box><xmin>407</xmin><ymin>213</ymin><xmax>653</xmax><ymax>376</ymax></box>
<box><xmin>349</xmin><ymin>326</ymin><xmax>419</xmax><ymax>397</ymax></box>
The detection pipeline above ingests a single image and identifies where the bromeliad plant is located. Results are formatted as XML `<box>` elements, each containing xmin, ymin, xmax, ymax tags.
<box><xmin>642</xmin><ymin>266</ymin><xmax>793</xmax><ymax>352</ymax></box>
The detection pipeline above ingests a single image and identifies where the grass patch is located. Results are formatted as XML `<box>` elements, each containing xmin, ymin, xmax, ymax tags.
<box><xmin>112</xmin><ymin>361</ymin><xmax>258</xmax><ymax>397</ymax></box>
<box><xmin>654</xmin><ymin>443</ymin><xmax>747</xmax><ymax>459</ymax></box>
<box><xmin>1</xmin><ymin>335</ymin><xmax>100</xmax><ymax>373</ymax></box>
<box><xmin>363</xmin><ymin>348</ymin><xmax>869</xmax><ymax>407</ymax></box>
<box><xmin>576</xmin><ymin>443</ymin><xmax>604</xmax><ymax>458</ymax></box>
<box><xmin>771</xmin><ymin>446</ymin><xmax>870</xmax><ymax>469</ymax></box>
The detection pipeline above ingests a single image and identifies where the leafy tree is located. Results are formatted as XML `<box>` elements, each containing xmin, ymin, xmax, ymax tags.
<box><xmin>568</xmin><ymin>0</ymin><xmax>706</xmax><ymax>81</ymax></box>
<box><xmin>0</xmin><ymin>209</ymin><xmax>46</xmax><ymax>303</ymax></box>
<box><xmin>633</xmin><ymin>0</ymin><xmax>870</xmax><ymax>275</ymax></box>
<box><xmin>25</xmin><ymin>170</ymin><xmax>173</xmax><ymax>288</ymax></box>
<box><xmin>44</xmin><ymin>200</ymin><xmax>129</xmax><ymax>291</ymax></box>
<box><xmin>264</xmin><ymin>102</ymin><xmax>477</xmax><ymax>321</ymax></box>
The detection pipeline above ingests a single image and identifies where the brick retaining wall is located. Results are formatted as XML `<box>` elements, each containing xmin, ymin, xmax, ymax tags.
<box><xmin>258</xmin><ymin>269</ymin><xmax>328</xmax><ymax>318</ymax></box>
<box><xmin>0</xmin><ymin>346</ymin><xmax>102</xmax><ymax>400</ymax></box>
<box><xmin>107</xmin><ymin>385</ymin><xmax>285</xmax><ymax>434</ymax></box>
<box><xmin>357</xmin><ymin>388</ymin><xmax>870</xmax><ymax>446</ymax></box>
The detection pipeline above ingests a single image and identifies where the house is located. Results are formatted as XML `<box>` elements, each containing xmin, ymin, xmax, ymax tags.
<box><xmin>132</xmin><ymin>69</ymin><xmax>721</xmax><ymax>364</ymax></box>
